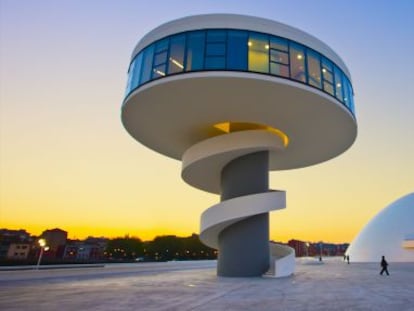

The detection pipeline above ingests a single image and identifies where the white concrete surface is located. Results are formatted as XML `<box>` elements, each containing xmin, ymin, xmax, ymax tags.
<box><xmin>1</xmin><ymin>258</ymin><xmax>413</xmax><ymax>311</ymax></box>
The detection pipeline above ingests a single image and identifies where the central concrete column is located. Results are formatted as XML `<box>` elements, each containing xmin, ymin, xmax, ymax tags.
<box><xmin>218</xmin><ymin>151</ymin><xmax>269</xmax><ymax>277</ymax></box>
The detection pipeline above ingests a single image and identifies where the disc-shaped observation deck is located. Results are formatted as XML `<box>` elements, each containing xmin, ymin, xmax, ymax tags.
<box><xmin>121</xmin><ymin>14</ymin><xmax>357</xmax><ymax>277</ymax></box>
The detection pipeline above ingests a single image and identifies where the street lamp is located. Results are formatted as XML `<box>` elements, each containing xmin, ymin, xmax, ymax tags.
<box><xmin>319</xmin><ymin>242</ymin><xmax>323</xmax><ymax>261</ymax></box>
<box><xmin>305</xmin><ymin>242</ymin><xmax>310</xmax><ymax>257</ymax></box>
<box><xmin>36</xmin><ymin>238</ymin><xmax>49</xmax><ymax>270</ymax></box>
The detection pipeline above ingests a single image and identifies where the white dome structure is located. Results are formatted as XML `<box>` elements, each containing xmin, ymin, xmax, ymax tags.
<box><xmin>346</xmin><ymin>193</ymin><xmax>414</xmax><ymax>262</ymax></box>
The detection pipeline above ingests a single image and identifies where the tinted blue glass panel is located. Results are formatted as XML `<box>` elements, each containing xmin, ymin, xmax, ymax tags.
<box><xmin>248</xmin><ymin>33</ymin><xmax>269</xmax><ymax>73</ymax></box>
<box><xmin>168</xmin><ymin>34</ymin><xmax>185</xmax><ymax>74</ymax></box>
<box><xmin>155</xmin><ymin>38</ymin><xmax>169</xmax><ymax>53</ymax></box>
<box><xmin>270</xmin><ymin>50</ymin><xmax>288</xmax><ymax>64</ymax></box>
<box><xmin>289</xmin><ymin>43</ymin><xmax>306</xmax><ymax>82</ymax></box>
<box><xmin>349</xmin><ymin>85</ymin><xmax>355</xmax><ymax>113</ymax></box>
<box><xmin>343</xmin><ymin>78</ymin><xmax>352</xmax><ymax>110</ymax></box>
<box><xmin>152</xmin><ymin>64</ymin><xmax>166</xmax><ymax>79</ymax></box>
<box><xmin>125</xmin><ymin>58</ymin><xmax>136</xmax><ymax>95</ymax></box>
<box><xmin>125</xmin><ymin>74</ymin><xmax>133</xmax><ymax>96</ymax></box>
<box><xmin>324</xmin><ymin>82</ymin><xmax>334</xmax><ymax>96</ymax></box>
<box><xmin>140</xmin><ymin>46</ymin><xmax>154</xmax><ymax>84</ymax></box>
<box><xmin>270</xmin><ymin>62</ymin><xmax>289</xmax><ymax>77</ymax></box>
<box><xmin>343</xmin><ymin>77</ymin><xmax>355</xmax><ymax>113</ymax></box>
<box><xmin>334</xmin><ymin>66</ymin><xmax>344</xmax><ymax>102</ymax></box>
<box><xmin>227</xmin><ymin>30</ymin><xmax>248</xmax><ymax>70</ymax></box>
<box><xmin>129</xmin><ymin>53</ymin><xmax>143</xmax><ymax>92</ymax></box>
<box><xmin>270</xmin><ymin>36</ymin><xmax>288</xmax><ymax>52</ymax></box>
<box><xmin>307</xmin><ymin>50</ymin><xmax>322</xmax><ymax>89</ymax></box>
<box><xmin>205</xmin><ymin>57</ymin><xmax>225</xmax><ymax>69</ymax></box>
<box><xmin>206</xmin><ymin>43</ymin><xmax>225</xmax><ymax>56</ymax></box>
<box><xmin>207</xmin><ymin>30</ymin><xmax>226</xmax><ymax>42</ymax></box>
<box><xmin>186</xmin><ymin>31</ymin><xmax>205</xmax><ymax>71</ymax></box>
<box><xmin>321</xmin><ymin>57</ymin><xmax>333</xmax><ymax>83</ymax></box>
<box><xmin>321</xmin><ymin>57</ymin><xmax>334</xmax><ymax>95</ymax></box>
<box><xmin>153</xmin><ymin>51</ymin><xmax>168</xmax><ymax>66</ymax></box>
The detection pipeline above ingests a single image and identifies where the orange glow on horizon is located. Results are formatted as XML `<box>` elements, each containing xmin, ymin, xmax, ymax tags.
<box><xmin>2</xmin><ymin>218</ymin><xmax>359</xmax><ymax>244</ymax></box>
<box><xmin>1</xmin><ymin>223</ymin><xmax>203</xmax><ymax>242</ymax></box>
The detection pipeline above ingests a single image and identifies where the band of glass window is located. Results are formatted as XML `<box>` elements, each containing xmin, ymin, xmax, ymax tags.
<box><xmin>125</xmin><ymin>29</ymin><xmax>355</xmax><ymax>115</ymax></box>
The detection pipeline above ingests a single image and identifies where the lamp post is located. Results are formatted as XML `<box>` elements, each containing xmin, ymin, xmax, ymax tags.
<box><xmin>319</xmin><ymin>242</ymin><xmax>323</xmax><ymax>261</ymax></box>
<box><xmin>36</xmin><ymin>238</ymin><xmax>49</xmax><ymax>270</ymax></box>
<box><xmin>305</xmin><ymin>242</ymin><xmax>310</xmax><ymax>257</ymax></box>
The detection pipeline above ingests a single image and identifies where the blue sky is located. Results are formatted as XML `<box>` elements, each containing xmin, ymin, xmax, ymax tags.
<box><xmin>1</xmin><ymin>0</ymin><xmax>413</xmax><ymax>242</ymax></box>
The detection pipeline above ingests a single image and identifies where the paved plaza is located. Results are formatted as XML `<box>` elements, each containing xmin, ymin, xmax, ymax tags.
<box><xmin>1</xmin><ymin>258</ymin><xmax>413</xmax><ymax>311</ymax></box>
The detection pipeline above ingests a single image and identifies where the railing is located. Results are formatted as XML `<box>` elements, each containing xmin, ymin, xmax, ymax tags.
<box><xmin>265</xmin><ymin>242</ymin><xmax>295</xmax><ymax>278</ymax></box>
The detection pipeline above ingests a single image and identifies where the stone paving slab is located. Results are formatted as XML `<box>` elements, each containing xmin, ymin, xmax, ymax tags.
<box><xmin>0</xmin><ymin>258</ymin><xmax>413</xmax><ymax>311</ymax></box>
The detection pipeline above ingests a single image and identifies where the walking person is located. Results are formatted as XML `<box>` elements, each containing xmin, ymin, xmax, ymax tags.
<box><xmin>380</xmin><ymin>255</ymin><xmax>389</xmax><ymax>275</ymax></box>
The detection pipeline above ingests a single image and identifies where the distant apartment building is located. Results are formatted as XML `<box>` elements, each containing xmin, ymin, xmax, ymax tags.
<box><xmin>64</xmin><ymin>237</ymin><xmax>107</xmax><ymax>261</ymax></box>
<box><xmin>287</xmin><ymin>239</ymin><xmax>348</xmax><ymax>257</ymax></box>
<box><xmin>288</xmin><ymin>240</ymin><xmax>307</xmax><ymax>257</ymax></box>
<box><xmin>0</xmin><ymin>229</ymin><xmax>33</xmax><ymax>260</ymax></box>
<box><xmin>40</xmin><ymin>228</ymin><xmax>68</xmax><ymax>259</ymax></box>
<box><xmin>321</xmin><ymin>243</ymin><xmax>348</xmax><ymax>257</ymax></box>
<box><xmin>7</xmin><ymin>243</ymin><xmax>31</xmax><ymax>260</ymax></box>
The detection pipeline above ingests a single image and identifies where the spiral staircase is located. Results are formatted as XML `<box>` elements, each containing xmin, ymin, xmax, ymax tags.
<box><xmin>182</xmin><ymin>128</ymin><xmax>295</xmax><ymax>277</ymax></box>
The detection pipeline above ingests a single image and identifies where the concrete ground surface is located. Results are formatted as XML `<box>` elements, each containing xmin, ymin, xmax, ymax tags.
<box><xmin>1</xmin><ymin>258</ymin><xmax>413</xmax><ymax>311</ymax></box>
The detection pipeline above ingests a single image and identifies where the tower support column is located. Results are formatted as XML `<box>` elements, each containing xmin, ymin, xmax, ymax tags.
<box><xmin>218</xmin><ymin>151</ymin><xmax>270</xmax><ymax>276</ymax></box>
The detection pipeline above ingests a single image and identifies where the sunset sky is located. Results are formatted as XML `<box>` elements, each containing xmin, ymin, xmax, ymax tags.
<box><xmin>1</xmin><ymin>0</ymin><xmax>413</xmax><ymax>243</ymax></box>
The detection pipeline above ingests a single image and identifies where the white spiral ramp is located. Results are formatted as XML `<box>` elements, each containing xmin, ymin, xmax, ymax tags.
<box><xmin>182</xmin><ymin>129</ymin><xmax>295</xmax><ymax>277</ymax></box>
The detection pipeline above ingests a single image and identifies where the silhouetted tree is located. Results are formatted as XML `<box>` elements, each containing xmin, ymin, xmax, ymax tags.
<box><xmin>105</xmin><ymin>236</ymin><xmax>143</xmax><ymax>260</ymax></box>
<box><xmin>145</xmin><ymin>234</ymin><xmax>216</xmax><ymax>261</ymax></box>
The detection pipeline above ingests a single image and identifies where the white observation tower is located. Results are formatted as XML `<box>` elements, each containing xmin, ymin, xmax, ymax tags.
<box><xmin>121</xmin><ymin>14</ymin><xmax>357</xmax><ymax>277</ymax></box>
